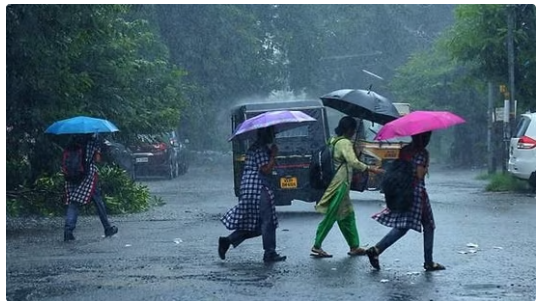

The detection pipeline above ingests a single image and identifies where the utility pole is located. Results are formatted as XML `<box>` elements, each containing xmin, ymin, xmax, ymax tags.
<box><xmin>508</xmin><ymin>5</ymin><xmax>516</xmax><ymax>121</ymax></box>
<box><xmin>487</xmin><ymin>82</ymin><xmax>496</xmax><ymax>174</ymax></box>
<box><xmin>505</xmin><ymin>5</ymin><xmax>516</xmax><ymax>172</ymax></box>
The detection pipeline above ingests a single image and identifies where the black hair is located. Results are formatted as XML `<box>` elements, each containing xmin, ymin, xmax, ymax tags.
<box><xmin>334</xmin><ymin>116</ymin><xmax>357</xmax><ymax>136</ymax></box>
<box><xmin>257</xmin><ymin>126</ymin><xmax>275</xmax><ymax>143</ymax></box>
<box><xmin>411</xmin><ymin>131</ymin><xmax>432</xmax><ymax>149</ymax></box>
<box><xmin>70</xmin><ymin>134</ymin><xmax>90</xmax><ymax>144</ymax></box>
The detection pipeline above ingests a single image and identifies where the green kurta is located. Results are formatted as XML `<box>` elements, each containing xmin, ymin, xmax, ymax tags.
<box><xmin>313</xmin><ymin>136</ymin><xmax>369</xmax><ymax>249</ymax></box>
<box><xmin>315</xmin><ymin>136</ymin><xmax>368</xmax><ymax>218</ymax></box>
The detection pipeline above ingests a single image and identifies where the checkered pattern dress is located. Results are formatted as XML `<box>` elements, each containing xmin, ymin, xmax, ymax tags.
<box><xmin>372</xmin><ymin>147</ymin><xmax>435</xmax><ymax>233</ymax></box>
<box><xmin>221</xmin><ymin>142</ymin><xmax>278</xmax><ymax>231</ymax></box>
<box><xmin>64</xmin><ymin>139</ymin><xmax>99</xmax><ymax>205</ymax></box>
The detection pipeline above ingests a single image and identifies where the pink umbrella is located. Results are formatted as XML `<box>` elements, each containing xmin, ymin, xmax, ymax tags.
<box><xmin>375</xmin><ymin>110</ymin><xmax>466</xmax><ymax>141</ymax></box>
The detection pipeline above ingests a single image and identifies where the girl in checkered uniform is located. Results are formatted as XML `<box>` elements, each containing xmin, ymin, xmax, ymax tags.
<box><xmin>366</xmin><ymin>131</ymin><xmax>446</xmax><ymax>271</ymax></box>
<box><xmin>63</xmin><ymin>134</ymin><xmax>118</xmax><ymax>241</ymax></box>
<box><xmin>219</xmin><ymin>127</ymin><xmax>286</xmax><ymax>262</ymax></box>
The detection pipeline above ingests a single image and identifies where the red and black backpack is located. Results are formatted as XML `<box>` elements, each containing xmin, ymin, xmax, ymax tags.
<box><xmin>61</xmin><ymin>143</ymin><xmax>88</xmax><ymax>184</ymax></box>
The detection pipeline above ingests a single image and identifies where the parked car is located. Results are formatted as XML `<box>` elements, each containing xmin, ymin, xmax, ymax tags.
<box><xmin>130</xmin><ymin>133</ymin><xmax>183</xmax><ymax>179</ymax></box>
<box><xmin>508</xmin><ymin>112</ymin><xmax>536</xmax><ymax>190</ymax></box>
<box><xmin>100</xmin><ymin>139</ymin><xmax>136</xmax><ymax>180</ymax></box>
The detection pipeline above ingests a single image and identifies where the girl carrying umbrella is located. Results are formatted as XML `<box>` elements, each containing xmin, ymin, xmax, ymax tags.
<box><xmin>218</xmin><ymin>126</ymin><xmax>286</xmax><ymax>262</ymax></box>
<box><xmin>310</xmin><ymin>116</ymin><xmax>384</xmax><ymax>258</ymax></box>
<box><xmin>366</xmin><ymin>131</ymin><xmax>445</xmax><ymax>271</ymax></box>
<box><xmin>365</xmin><ymin>110</ymin><xmax>464</xmax><ymax>271</ymax></box>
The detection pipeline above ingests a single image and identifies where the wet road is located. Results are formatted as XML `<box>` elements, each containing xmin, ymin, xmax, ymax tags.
<box><xmin>6</xmin><ymin>159</ymin><xmax>536</xmax><ymax>301</ymax></box>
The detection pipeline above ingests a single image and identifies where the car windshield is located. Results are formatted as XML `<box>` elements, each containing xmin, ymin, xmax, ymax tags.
<box><xmin>358</xmin><ymin>120</ymin><xmax>412</xmax><ymax>143</ymax></box>
<box><xmin>276</xmin><ymin>125</ymin><xmax>309</xmax><ymax>138</ymax></box>
<box><xmin>135</xmin><ymin>134</ymin><xmax>166</xmax><ymax>144</ymax></box>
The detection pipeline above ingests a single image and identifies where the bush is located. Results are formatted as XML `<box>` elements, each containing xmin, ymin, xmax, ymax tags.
<box><xmin>475</xmin><ymin>173</ymin><xmax>491</xmax><ymax>180</ymax></box>
<box><xmin>484</xmin><ymin>172</ymin><xmax>531</xmax><ymax>192</ymax></box>
<box><xmin>6</xmin><ymin>172</ymin><xmax>65</xmax><ymax>217</ymax></box>
<box><xmin>6</xmin><ymin>158</ymin><xmax>31</xmax><ymax>191</ymax></box>
<box><xmin>94</xmin><ymin>165</ymin><xmax>153</xmax><ymax>214</ymax></box>
<box><xmin>6</xmin><ymin>165</ymin><xmax>158</xmax><ymax>217</ymax></box>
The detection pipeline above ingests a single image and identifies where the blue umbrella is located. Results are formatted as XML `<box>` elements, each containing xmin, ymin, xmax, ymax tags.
<box><xmin>45</xmin><ymin>116</ymin><xmax>119</xmax><ymax>135</ymax></box>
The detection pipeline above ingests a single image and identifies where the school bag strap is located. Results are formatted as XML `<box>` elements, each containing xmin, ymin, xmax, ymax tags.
<box><xmin>330</xmin><ymin>137</ymin><xmax>347</xmax><ymax>173</ymax></box>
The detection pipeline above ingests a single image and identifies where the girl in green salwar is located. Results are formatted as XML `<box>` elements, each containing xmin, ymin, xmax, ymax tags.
<box><xmin>311</xmin><ymin>116</ymin><xmax>383</xmax><ymax>258</ymax></box>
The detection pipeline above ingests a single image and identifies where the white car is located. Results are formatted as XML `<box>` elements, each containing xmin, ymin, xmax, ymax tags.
<box><xmin>508</xmin><ymin>112</ymin><xmax>536</xmax><ymax>190</ymax></box>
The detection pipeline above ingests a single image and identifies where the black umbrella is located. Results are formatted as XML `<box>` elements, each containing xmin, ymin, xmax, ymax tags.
<box><xmin>320</xmin><ymin>89</ymin><xmax>400</xmax><ymax>124</ymax></box>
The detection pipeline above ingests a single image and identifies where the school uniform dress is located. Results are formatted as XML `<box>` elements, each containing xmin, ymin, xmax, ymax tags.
<box><xmin>372</xmin><ymin>148</ymin><xmax>435</xmax><ymax>232</ymax></box>
<box><xmin>371</xmin><ymin>147</ymin><xmax>437</xmax><ymax>264</ymax></box>
<box><xmin>64</xmin><ymin>139</ymin><xmax>113</xmax><ymax>237</ymax></box>
<box><xmin>220</xmin><ymin>141</ymin><xmax>279</xmax><ymax>258</ymax></box>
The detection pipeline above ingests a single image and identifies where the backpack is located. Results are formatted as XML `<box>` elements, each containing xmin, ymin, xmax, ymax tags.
<box><xmin>62</xmin><ymin>143</ymin><xmax>88</xmax><ymax>184</ymax></box>
<box><xmin>309</xmin><ymin>138</ymin><xmax>345</xmax><ymax>190</ymax></box>
<box><xmin>381</xmin><ymin>157</ymin><xmax>414</xmax><ymax>212</ymax></box>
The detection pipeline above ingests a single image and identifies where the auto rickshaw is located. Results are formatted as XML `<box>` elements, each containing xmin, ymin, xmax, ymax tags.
<box><xmin>230</xmin><ymin>100</ymin><xmax>330</xmax><ymax>206</ymax></box>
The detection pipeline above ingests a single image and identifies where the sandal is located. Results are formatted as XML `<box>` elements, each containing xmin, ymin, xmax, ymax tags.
<box><xmin>347</xmin><ymin>247</ymin><xmax>366</xmax><ymax>256</ymax></box>
<box><xmin>366</xmin><ymin>246</ymin><xmax>380</xmax><ymax>270</ymax></box>
<box><xmin>310</xmin><ymin>247</ymin><xmax>333</xmax><ymax>258</ymax></box>
<box><xmin>424</xmin><ymin>262</ymin><xmax>446</xmax><ymax>271</ymax></box>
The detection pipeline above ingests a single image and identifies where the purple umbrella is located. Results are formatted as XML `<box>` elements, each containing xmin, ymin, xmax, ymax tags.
<box><xmin>228</xmin><ymin>110</ymin><xmax>317</xmax><ymax>142</ymax></box>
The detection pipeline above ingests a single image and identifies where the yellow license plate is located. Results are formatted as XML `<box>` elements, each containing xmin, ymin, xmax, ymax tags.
<box><xmin>280</xmin><ymin>177</ymin><xmax>298</xmax><ymax>189</ymax></box>
<box><xmin>383</xmin><ymin>150</ymin><xmax>399</xmax><ymax>159</ymax></box>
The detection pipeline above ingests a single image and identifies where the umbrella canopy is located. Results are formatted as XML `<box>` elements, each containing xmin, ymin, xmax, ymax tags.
<box><xmin>375</xmin><ymin>110</ymin><xmax>466</xmax><ymax>141</ymax></box>
<box><xmin>320</xmin><ymin>89</ymin><xmax>400</xmax><ymax>125</ymax></box>
<box><xmin>228</xmin><ymin>110</ymin><xmax>316</xmax><ymax>142</ymax></box>
<box><xmin>45</xmin><ymin>116</ymin><xmax>119</xmax><ymax>135</ymax></box>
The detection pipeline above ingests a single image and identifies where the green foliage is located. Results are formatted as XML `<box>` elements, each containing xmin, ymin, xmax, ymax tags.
<box><xmin>389</xmin><ymin>47</ymin><xmax>458</xmax><ymax>110</ymax></box>
<box><xmin>475</xmin><ymin>172</ymin><xmax>492</xmax><ymax>180</ymax></box>
<box><xmin>6</xmin><ymin>165</ymin><xmax>157</xmax><ymax>217</ymax></box>
<box><xmin>484</xmin><ymin>172</ymin><xmax>530</xmax><ymax>192</ymax></box>
<box><xmin>151</xmin><ymin>4</ymin><xmax>457</xmax><ymax>149</ymax></box>
<box><xmin>313</xmin><ymin>4</ymin><xmax>455</xmax><ymax>95</ymax></box>
<box><xmin>154</xmin><ymin>4</ymin><xmax>284</xmax><ymax>149</ymax></box>
<box><xmin>6</xmin><ymin>172</ymin><xmax>65</xmax><ymax>217</ymax></box>
<box><xmin>6</xmin><ymin>158</ymin><xmax>31</xmax><ymax>192</ymax></box>
<box><xmin>388</xmin><ymin>42</ymin><xmax>487</xmax><ymax>166</ymax></box>
<box><xmin>389</xmin><ymin>4</ymin><xmax>535</xmax><ymax>167</ymax></box>
<box><xmin>448</xmin><ymin>4</ymin><xmax>535</xmax><ymax>111</ymax></box>
<box><xmin>7</xmin><ymin>4</ymin><xmax>188</xmax><ymax>187</ymax></box>
<box><xmin>96</xmin><ymin>165</ymin><xmax>153</xmax><ymax>214</ymax></box>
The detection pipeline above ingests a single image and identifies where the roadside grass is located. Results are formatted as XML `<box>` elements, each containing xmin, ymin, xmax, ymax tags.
<box><xmin>475</xmin><ymin>173</ymin><xmax>492</xmax><ymax>180</ymax></box>
<box><xmin>480</xmin><ymin>172</ymin><xmax>531</xmax><ymax>192</ymax></box>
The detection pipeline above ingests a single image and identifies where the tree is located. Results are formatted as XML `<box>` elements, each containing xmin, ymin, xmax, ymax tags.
<box><xmin>388</xmin><ymin>4</ymin><xmax>536</xmax><ymax>167</ymax></box>
<box><xmin>312</xmin><ymin>4</ymin><xmax>455</xmax><ymax>97</ymax></box>
<box><xmin>447</xmin><ymin>4</ymin><xmax>535</xmax><ymax>111</ymax></box>
<box><xmin>6</xmin><ymin>4</ymin><xmax>188</xmax><ymax>186</ymax></box>
<box><xmin>388</xmin><ymin>44</ymin><xmax>487</xmax><ymax>166</ymax></box>
<box><xmin>153</xmin><ymin>5</ymin><xmax>283</xmax><ymax>148</ymax></box>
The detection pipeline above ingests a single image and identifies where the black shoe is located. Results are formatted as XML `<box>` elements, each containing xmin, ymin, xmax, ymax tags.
<box><xmin>218</xmin><ymin>237</ymin><xmax>230</xmax><ymax>260</ymax></box>
<box><xmin>105</xmin><ymin>226</ymin><xmax>118</xmax><ymax>237</ymax></box>
<box><xmin>263</xmin><ymin>253</ymin><xmax>287</xmax><ymax>263</ymax></box>
<box><xmin>64</xmin><ymin>232</ymin><xmax>75</xmax><ymax>242</ymax></box>
<box><xmin>366</xmin><ymin>246</ymin><xmax>380</xmax><ymax>270</ymax></box>
<box><xmin>424</xmin><ymin>262</ymin><xmax>446</xmax><ymax>271</ymax></box>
